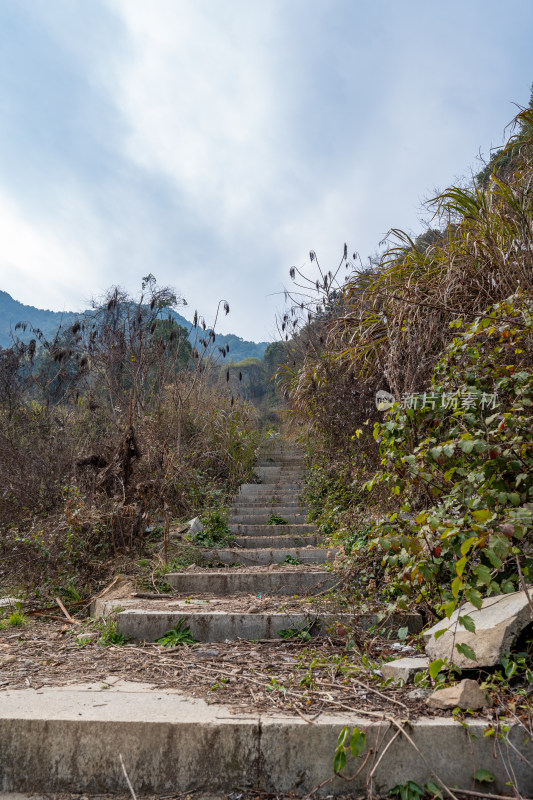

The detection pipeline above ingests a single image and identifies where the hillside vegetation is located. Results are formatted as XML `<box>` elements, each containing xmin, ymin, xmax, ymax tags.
<box><xmin>278</xmin><ymin>104</ymin><xmax>533</xmax><ymax>622</ymax></box>
<box><xmin>0</xmin><ymin>289</ymin><xmax>269</xmax><ymax>362</ymax></box>
<box><xmin>0</xmin><ymin>278</ymin><xmax>261</xmax><ymax>599</ymax></box>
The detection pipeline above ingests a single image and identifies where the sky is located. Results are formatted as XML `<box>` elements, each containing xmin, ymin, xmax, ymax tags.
<box><xmin>0</xmin><ymin>1</ymin><xmax>532</xmax><ymax>342</ymax></box>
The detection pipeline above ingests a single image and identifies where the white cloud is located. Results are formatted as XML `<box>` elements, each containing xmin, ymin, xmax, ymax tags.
<box><xmin>108</xmin><ymin>0</ymin><xmax>284</xmax><ymax>235</ymax></box>
<box><xmin>0</xmin><ymin>188</ymin><xmax>98</xmax><ymax>310</ymax></box>
<box><xmin>1</xmin><ymin>0</ymin><xmax>531</xmax><ymax>341</ymax></box>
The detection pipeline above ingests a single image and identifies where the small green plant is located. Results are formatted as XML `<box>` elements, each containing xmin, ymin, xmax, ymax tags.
<box><xmin>192</xmin><ymin>508</ymin><xmax>234</xmax><ymax>547</ymax></box>
<box><xmin>473</xmin><ymin>769</ymin><xmax>496</xmax><ymax>784</ymax></box>
<box><xmin>157</xmin><ymin>619</ymin><xmax>197</xmax><ymax>647</ymax></box>
<box><xmin>282</xmin><ymin>554</ymin><xmax>301</xmax><ymax>565</ymax></box>
<box><xmin>0</xmin><ymin>609</ymin><xmax>27</xmax><ymax>628</ymax></box>
<box><xmin>279</xmin><ymin>619</ymin><xmax>317</xmax><ymax>641</ymax></box>
<box><xmin>96</xmin><ymin>616</ymin><xmax>127</xmax><ymax>647</ymax></box>
<box><xmin>267</xmin><ymin>514</ymin><xmax>288</xmax><ymax>525</ymax></box>
<box><xmin>389</xmin><ymin>781</ymin><xmax>442</xmax><ymax>800</ymax></box>
<box><xmin>333</xmin><ymin>725</ymin><xmax>367</xmax><ymax>774</ymax></box>
<box><xmin>210</xmin><ymin>677</ymin><xmax>229</xmax><ymax>690</ymax></box>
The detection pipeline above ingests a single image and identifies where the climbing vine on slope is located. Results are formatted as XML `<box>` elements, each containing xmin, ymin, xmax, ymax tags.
<box><xmin>366</xmin><ymin>293</ymin><xmax>533</xmax><ymax>617</ymax></box>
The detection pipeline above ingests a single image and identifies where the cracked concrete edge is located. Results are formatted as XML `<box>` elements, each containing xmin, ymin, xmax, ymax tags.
<box><xmin>1</xmin><ymin>687</ymin><xmax>532</xmax><ymax>797</ymax></box>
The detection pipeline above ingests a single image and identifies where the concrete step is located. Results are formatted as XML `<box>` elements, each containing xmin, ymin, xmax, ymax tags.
<box><xmin>167</xmin><ymin>570</ymin><xmax>334</xmax><ymax>595</ymax></box>
<box><xmin>229</xmin><ymin>523</ymin><xmax>316</xmax><ymax>535</ymax></box>
<box><xmin>2</xmin><ymin>687</ymin><xmax>530</xmax><ymax>797</ymax></box>
<box><xmin>204</xmin><ymin>547</ymin><xmax>337</xmax><ymax>566</ymax></box>
<box><xmin>238</xmin><ymin>484</ymin><xmax>303</xmax><ymax>493</ymax></box>
<box><xmin>254</xmin><ymin>469</ymin><xmax>305</xmax><ymax>480</ymax></box>
<box><xmin>234</xmin><ymin>534</ymin><xmax>323</xmax><ymax>548</ymax></box>
<box><xmin>228</xmin><ymin>513</ymin><xmax>308</xmax><ymax>524</ymax></box>
<box><xmin>230</xmin><ymin>508</ymin><xmax>306</xmax><ymax>515</ymax></box>
<box><xmin>231</xmin><ymin>499</ymin><xmax>303</xmax><ymax>508</ymax></box>
<box><xmin>116</xmin><ymin>609</ymin><xmax>382</xmax><ymax>642</ymax></box>
<box><xmin>230</xmin><ymin>506</ymin><xmax>303</xmax><ymax>515</ymax></box>
<box><xmin>254</xmin><ymin>464</ymin><xmax>305</xmax><ymax>476</ymax></box>
<box><xmin>256</xmin><ymin>459</ymin><xmax>305</xmax><ymax>466</ymax></box>
<box><xmin>238</xmin><ymin>484</ymin><xmax>302</xmax><ymax>504</ymax></box>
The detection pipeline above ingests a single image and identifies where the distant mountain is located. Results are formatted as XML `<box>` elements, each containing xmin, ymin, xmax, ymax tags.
<box><xmin>0</xmin><ymin>291</ymin><xmax>269</xmax><ymax>362</ymax></box>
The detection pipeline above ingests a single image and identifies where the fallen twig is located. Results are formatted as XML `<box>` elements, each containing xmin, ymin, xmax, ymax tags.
<box><xmin>452</xmin><ymin>790</ymin><xmax>532</xmax><ymax>800</ymax></box>
<box><xmin>119</xmin><ymin>753</ymin><xmax>138</xmax><ymax>800</ymax></box>
<box><xmin>55</xmin><ymin>597</ymin><xmax>80</xmax><ymax>625</ymax></box>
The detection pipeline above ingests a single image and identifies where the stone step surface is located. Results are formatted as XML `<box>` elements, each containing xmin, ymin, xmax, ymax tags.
<box><xmin>230</xmin><ymin>497</ymin><xmax>302</xmax><ymax>506</ymax></box>
<box><xmin>167</xmin><ymin>569</ymin><xmax>334</xmax><ymax>595</ymax></box>
<box><xmin>229</xmin><ymin>523</ymin><xmax>316</xmax><ymax>535</ymax></box>
<box><xmin>115</xmin><ymin>608</ymin><xmax>421</xmax><ymax>642</ymax></box>
<box><xmin>203</xmin><ymin>547</ymin><xmax>337</xmax><ymax>566</ymax></box>
<box><xmin>233</xmin><ymin>534</ymin><xmax>323</xmax><ymax>548</ymax></box>
<box><xmin>238</xmin><ymin>484</ymin><xmax>303</xmax><ymax>493</ymax></box>
<box><xmin>2</xmin><ymin>687</ymin><xmax>531</xmax><ymax>797</ymax></box>
<box><xmin>228</xmin><ymin>513</ymin><xmax>308</xmax><ymax>524</ymax></box>
<box><xmin>235</xmin><ymin>493</ymin><xmax>303</xmax><ymax>503</ymax></box>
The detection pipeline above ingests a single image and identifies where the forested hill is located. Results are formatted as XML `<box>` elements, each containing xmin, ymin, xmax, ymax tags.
<box><xmin>0</xmin><ymin>291</ymin><xmax>269</xmax><ymax>362</ymax></box>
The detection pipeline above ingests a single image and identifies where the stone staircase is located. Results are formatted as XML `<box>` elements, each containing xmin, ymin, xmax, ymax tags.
<box><xmin>202</xmin><ymin>443</ymin><xmax>335</xmax><ymax>566</ymax></box>
<box><xmin>97</xmin><ymin>441</ymin><xmax>344</xmax><ymax>642</ymax></box>
<box><xmin>96</xmin><ymin>440</ymin><xmax>421</xmax><ymax>643</ymax></box>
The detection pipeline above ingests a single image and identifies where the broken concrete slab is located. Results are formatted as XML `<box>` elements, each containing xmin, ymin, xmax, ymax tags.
<box><xmin>426</xmin><ymin>679</ymin><xmax>488</xmax><ymax>711</ymax></box>
<box><xmin>381</xmin><ymin>656</ymin><xmax>429</xmax><ymax>683</ymax></box>
<box><xmin>187</xmin><ymin>517</ymin><xmax>203</xmax><ymax>535</ymax></box>
<box><xmin>424</xmin><ymin>588</ymin><xmax>533</xmax><ymax>669</ymax></box>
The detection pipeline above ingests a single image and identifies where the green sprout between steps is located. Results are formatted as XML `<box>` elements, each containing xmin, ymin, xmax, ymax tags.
<box><xmin>388</xmin><ymin>781</ymin><xmax>443</xmax><ymax>800</ymax></box>
<box><xmin>267</xmin><ymin>514</ymin><xmax>288</xmax><ymax>525</ymax></box>
<box><xmin>278</xmin><ymin>619</ymin><xmax>318</xmax><ymax>641</ymax></box>
<box><xmin>282</xmin><ymin>554</ymin><xmax>301</xmax><ymax>565</ymax></box>
<box><xmin>157</xmin><ymin>619</ymin><xmax>197</xmax><ymax>647</ymax></box>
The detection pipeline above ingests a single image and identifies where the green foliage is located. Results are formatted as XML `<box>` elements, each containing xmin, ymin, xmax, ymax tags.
<box><xmin>192</xmin><ymin>507</ymin><xmax>234</xmax><ymax>547</ymax></box>
<box><xmin>0</xmin><ymin>608</ymin><xmax>27</xmax><ymax>628</ymax></box>
<box><xmin>157</xmin><ymin>620</ymin><xmax>197</xmax><ymax>647</ymax></box>
<box><xmin>282</xmin><ymin>555</ymin><xmax>301</xmax><ymax>565</ymax></box>
<box><xmin>333</xmin><ymin>725</ymin><xmax>367</xmax><ymax>775</ymax></box>
<box><xmin>473</xmin><ymin>769</ymin><xmax>496</xmax><ymax>784</ymax></box>
<box><xmin>96</xmin><ymin>616</ymin><xmax>127</xmax><ymax>647</ymax></box>
<box><xmin>267</xmin><ymin>514</ymin><xmax>288</xmax><ymax>525</ymax></box>
<box><xmin>278</xmin><ymin>619</ymin><xmax>317</xmax><ymax>641</ymax></box>
<box><xmin>303</xmin><ymin>463</ymin><xmax>360</xmax><ymax>536</ymax></box>
<box><xmin>389</xmin><ymin>781</ymin><xmax>442</xmax><ymax>800</ymax></box>
<box><xmin>367</xmin><ymin>294</ymin><xmax>533</xmax><ymax>612</ymax></box>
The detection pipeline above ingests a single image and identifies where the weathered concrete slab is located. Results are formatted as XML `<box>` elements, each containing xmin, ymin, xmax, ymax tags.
<box><xmin>1</xmin><ymin>687</ymin><xmax>531</xmax><ymax>796</ymax></box>
<box><xmin>117</xmin><ymin>609</ymin><xmax>343</xmax><ymax>641</ymax></box>
<box><xmin>233</xmin><ymin>534</ymin><xmax>323</xmax><ymax>548</ymax></box>
<box><xmin>230</xmin><ymin>501</ymin><xmax>303</xmax><ymax>510</ymax></box>
<box><xmin>424</xmin><ymin>588</ymin><xmax>533</xmax><ymax>668</ymax></box>
<box><xmin>203</xmin><ymin>547</ymin><xmax>337</xmax><ymax>566</ymax></box>
<box><xmin>93</xmin><ymin>602</ymin><xmax>422</xmax><ymax>640</ymax></box>
<box><xmin>229</xmin><ymin>523</ymin><xmax>316</xmax><ymax>535</ymax></box>
<box><xmin>382</xmin><ymin>656</ymin><xmax>429</xmax><ymax>683</ymax></box>
<box><xmin>238</xmin><ymin>485</ymin><xmax>303</xmax><ymax>495</ymax></box>
<box><xmin>426</xmin><ymin>679</ymin><xmax>488</xmax><ymax>711</ymax></box>
<box><xmin>228</xmin><ymin>513</ymin><xmax>308</xmax><ymax>524</ymax></box>
<box><xmin>167</xmin><ymin>570</ymin><xmax>335</xmax><ymax>595</ymax></box>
